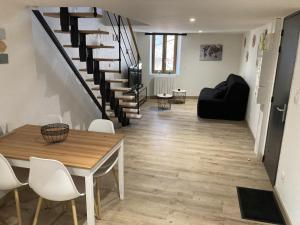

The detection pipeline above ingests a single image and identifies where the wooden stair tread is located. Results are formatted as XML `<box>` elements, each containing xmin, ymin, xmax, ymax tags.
<box><xmin>63</xmin><ymin>44</ymin><xmax>114</xmax><ymax>49</ymax></box>
<box><xmin>111</xmin><ymin>87</ymin><xmax>132</xmax><ymax>92</ymax></box>
<box><xmin>43</xmin><ymin>12</ymin><xmax>103</xmax><ymax>18</ymax></box>
<box><xmin>115</xmin><ymin>95</ymin><xmax>135</xmax><ymax>100</ymax></box>
<box><xmin>85</xmin><ymin>78</ymin><xmax>128</xmax><ymax>83</ymax></box>
<box><xmin>119</xmin><ymin>102</ymin><xmax>138</xmax><ymax>107</ymax></box>
<box><xmin>86</xmin><ymin>78</ymin><xmax>128</xmax><ymax>83</ymax></box>
<box><xmin>123</xmin><ymin>108</ymin><xmax>139</xmax><ymax>113</ymax></box>
<box><xmin>106</xmin><ymin>79</ymin><xmax>128</xmax><ymax>83</ymax></box>
<box><xmin>126</xmin><ymin>113</ymin><xmax>142</xmax><ymax>119</ymax></box>
<box><xmin>80</xmin><ymin>69</ymin><xmax>120</xmax><ymax>73</ymax></box>
<box><xmin>72</xmin><ymin>57</ymin><xmax>120</xmax><ymax>62</ymax></box>
<box><xmin>54</xmin><ymin>30</ymin><xmax>109</xmax><ymax>35</ymax></box>
<box><xmin>91</xmin><ymin>87</ymin><xmax>100</xmax><ymax>91</ymax></box>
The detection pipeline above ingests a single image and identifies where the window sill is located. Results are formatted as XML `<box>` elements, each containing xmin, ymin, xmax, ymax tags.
<box><xmin>149</xmin><ymin>73</ymin><xmax>179</xmax><ymax>77</ymax></box>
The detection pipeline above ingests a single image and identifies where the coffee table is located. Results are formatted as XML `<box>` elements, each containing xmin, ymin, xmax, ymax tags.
<box><xmin>157</xmin><ymin>93</ymin><xmax>173</xmax><ymax>110</ymax></box>
<box><xmin>172</xmin><ymin>89</ymin><xmax>187</xmax><ymax>104</ymax></box>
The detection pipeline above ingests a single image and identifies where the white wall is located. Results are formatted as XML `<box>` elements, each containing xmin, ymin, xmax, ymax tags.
<box><xmin>275</xmin><ymin>35</ymin><xmax>300</xmax><ymax>225</ymax></box>
<box><xmin>136</xmin><ymin>33</ymin><xmax>243</xmax><ymax>96</ymax></box>
<box><xmin>239</xmin><ymin>23</ymin><xmax>273</xmax><ymax>138</ymax></box>
<box><xmin>0</xmin><ymin>4</ymin><xmax>102</xmax><ymax>133</ymax></box>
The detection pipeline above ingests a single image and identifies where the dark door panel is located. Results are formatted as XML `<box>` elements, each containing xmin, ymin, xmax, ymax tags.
<box><xmin>264</xmin><ymin>11</ymin><xmax>300</xmax><ymax>185</ymax></box>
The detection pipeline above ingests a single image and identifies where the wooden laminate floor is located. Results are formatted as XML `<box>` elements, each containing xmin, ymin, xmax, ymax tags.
<box><xmin>0</xmin><ymin>100</ymin><xmax>273</xmax><ymax>225</ymax></box>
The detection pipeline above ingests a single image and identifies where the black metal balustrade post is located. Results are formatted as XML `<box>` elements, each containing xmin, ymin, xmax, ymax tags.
<box><xmin>86</xmin><ymin>48</ymin><xmax>94</xmax><ymax>74</ymax></box>
<box><xmin>118</xmin><ymin>15</ymin><xmax>121</xmax><ymax>73</ymax></box>
<box><xmin>93</xmin><ymin>61</ymin><xmax>100</xmax><ymax>85</ymax></box>
<box><xmin>137</xmin><ymin>89</ymin><xmax>140</xmax><ymax>114</ymax></box>
<box><xmin>79</xmin><ymin>33</ymin><xmax>87</xmax><ymax>61</ymax></box>
<box><xmin>70</xmin><ymin>16</ymin><xmax>79</xmax><ymax>47</ymax></box>
<box><xmin>60</xmin><ymin>7</ymin><xmax>69</xmax><ymax>31</ymax></box>
<box><xmin>100</xmin><ymin>71</ymin><xmax>108</xmax><ymax>119</ymax></box>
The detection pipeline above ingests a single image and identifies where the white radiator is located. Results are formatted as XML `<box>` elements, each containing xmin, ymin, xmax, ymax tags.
<box><xmin>153</xmin><ymin>77</ymin><xmax>175</xmax><ymax>95</ymax></box>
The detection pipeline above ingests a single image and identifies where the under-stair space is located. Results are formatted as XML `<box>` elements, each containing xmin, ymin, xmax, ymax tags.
<box><xmin>33</xmin><ymin>7</ymin><xmax>144</xmax><ymax>127</ymax></box>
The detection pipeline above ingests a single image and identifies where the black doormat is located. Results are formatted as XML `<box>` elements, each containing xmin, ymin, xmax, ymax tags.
<box><xmin>237</xmin><ymin>187</ymin><xmax>285</xmax><ymax>224</ymax></box>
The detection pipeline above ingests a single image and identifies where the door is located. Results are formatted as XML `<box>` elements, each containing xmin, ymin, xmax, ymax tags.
<box><xmin>264</xmin><ymin>11</ymin><xmax>300</xmax><ymax>185</ymax></box>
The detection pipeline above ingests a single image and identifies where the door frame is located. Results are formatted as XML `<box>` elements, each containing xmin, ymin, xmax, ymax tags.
<box><xmin>254</xmin><ymin>19</ymin><xmax>283</xmax><ymax>160</ymax></box>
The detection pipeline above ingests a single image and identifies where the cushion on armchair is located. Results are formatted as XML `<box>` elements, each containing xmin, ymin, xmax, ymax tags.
<box><xmin>215</xmin><ymin>81</ymin><xmax>227</xmax><ymax>89</ymax></box>
<box><xmin>213</xmin><ymin>85</ymin><xmax>227</xmax><ymax>99</ymax></box>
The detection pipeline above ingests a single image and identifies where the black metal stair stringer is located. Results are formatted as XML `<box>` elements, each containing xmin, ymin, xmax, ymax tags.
<box><xmin>32</xmin><ymin>10</ymin><xmax>108</xmax><ymax>119</ymax></box>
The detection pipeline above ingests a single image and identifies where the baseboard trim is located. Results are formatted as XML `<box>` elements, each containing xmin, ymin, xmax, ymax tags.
<box><xmin>273</xmin><ymin>187</ymin><xmax>293</xmax><ymax>225</ymax></box>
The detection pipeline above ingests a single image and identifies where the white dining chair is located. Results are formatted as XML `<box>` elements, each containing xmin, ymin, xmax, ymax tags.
<box><xmin>88</xmin><ymin>119</ymin><xmax>119</xmax><ymax>219</ymax></box>
<box><xmin>88</xmin><ymin>119</ymin><xmax>115</xmax><ymax>134</ymax></box>
<box><xmin>29</xmin><ymin>157</ymin><xmax>85</xmax><ymax>225</ymax></box>
<box><xmin>0</xmin><ymin>154</ymin><xmax>28</xmax><ymax>225</ymax></box>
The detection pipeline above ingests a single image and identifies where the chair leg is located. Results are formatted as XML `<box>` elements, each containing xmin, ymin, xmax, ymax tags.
<box><xmin>96</xmin><ymin>178</ymin><xmax>101</xmax><ymax>220</ymax></box>
<box><xmin>112</xmin><ymin>168</ymin><xmax>119</xmax><ymax>197</ymax></box>
<box><xmin>70</xmin><ymin>200</ymin><xmax>78</xmax><ymax>225</ymax></box>
<box><xmin>14</xmin><ymin>189</ymin><xmax>22</xmax><ymax>225</ymax></box>
<box><xmin>94</xmin><ymin>200</ymin><xmax>99</xmax><ymax>218</ymax></box>
<box><xmin>32</xmin><ymin>197</ymin><xmax>43</xmax><ymax>225</ymax></box>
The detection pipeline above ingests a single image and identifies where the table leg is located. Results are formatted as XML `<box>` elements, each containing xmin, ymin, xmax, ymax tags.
<box><xmin>118</xmin><ymin>141</ymin><xmax>124</xmax><ymax>200</ymax></box>
<box><xmin>85</xmin><ymin>174</ymin><xmax>95</xmax><ymax>225</ymax></box>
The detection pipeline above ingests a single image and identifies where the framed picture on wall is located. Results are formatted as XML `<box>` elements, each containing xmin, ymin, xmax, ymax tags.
<box><xmin>200</xmin><ymin>44</ymin><xmax>223</xmax><ymax>61</ymax></box>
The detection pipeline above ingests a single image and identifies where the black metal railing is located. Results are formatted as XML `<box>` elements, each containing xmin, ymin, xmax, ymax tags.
<box><xmin>120</xmin><ymin>17</ymin><xmax>137</xmax><ymax>64</ymax></box>
<box><xmin>106</xmin><ymin>12</ymin><xmax>139</xmax><ymax>68</ymax></box>
<box><xmin>113</xmin><ymin>14</ymin><xmax>134</xmax><ymax>66</ymax></box>
<box><xmin>106</xmin><ymin>12</ymin><xmax>129</xmax><ymax>68</ymax></box>
<box><xmin>32</xmin><ymin>10</ymin><xmax>107</xmax><ymax>118</ymax></box>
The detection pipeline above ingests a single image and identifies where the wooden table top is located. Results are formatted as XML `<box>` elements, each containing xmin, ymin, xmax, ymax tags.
<box><xmin>0</xmin><ymin>125</ymin><xmax>125</xmax><ymax>169</ymax></box>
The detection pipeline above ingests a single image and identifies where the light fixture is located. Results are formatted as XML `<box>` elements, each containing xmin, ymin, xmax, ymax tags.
<box><xmin>189</xmin><ymin>18</ymin><xmax>196</xmax><ymax>22</ymax></box>
<box><xmin>198</xmin><ymin>30</ymin><xmax>203</xmax><ymax>33</ymax></box>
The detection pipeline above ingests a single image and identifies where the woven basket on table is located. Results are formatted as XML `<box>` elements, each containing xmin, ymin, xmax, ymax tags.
<box><xmin>41</xmin><ymin>123</ymin><xmax>69</xmax><ymax>144</ymax></box>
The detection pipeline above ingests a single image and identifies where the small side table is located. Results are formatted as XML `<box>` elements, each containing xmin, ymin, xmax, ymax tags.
<box><xmin>172</xmin><ymin>89</ymin><xmax>187</xmax><ymax>104</ymax></box>
<box><xmin>157</xmin><ymin>93</ymin><xmax>173</xmax><ymax>110</ymax></box>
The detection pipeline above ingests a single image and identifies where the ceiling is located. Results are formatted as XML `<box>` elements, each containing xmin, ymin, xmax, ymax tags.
<box><xmin>24</xmin><ymin>0</ymin><xmax>300</xmax><ymax>33</ymax></box>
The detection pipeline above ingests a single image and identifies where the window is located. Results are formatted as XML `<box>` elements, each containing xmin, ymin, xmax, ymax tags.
<box><xmin>152</xmin><ymin>34</ymin><xmax>178</xmax><ymax>74</ymax></box>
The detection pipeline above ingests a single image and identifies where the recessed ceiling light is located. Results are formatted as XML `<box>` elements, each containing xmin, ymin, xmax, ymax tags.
<box><xmin>198</xmin><ymin>30</ymin><xmax>203</xmax><ymax>33</ymax></box>
<box><xmin>189</xmin><ymin>18</ymin><xmax>196</xmax><ymax>22</ymax></box>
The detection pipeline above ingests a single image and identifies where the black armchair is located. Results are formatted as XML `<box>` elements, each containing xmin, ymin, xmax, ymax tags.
<box><xmin>197</xmin><ymin>74</ymin><xmax>249</xmax><ymax>121</ymax></box>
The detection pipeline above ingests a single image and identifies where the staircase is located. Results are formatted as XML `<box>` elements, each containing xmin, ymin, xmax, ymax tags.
<box><xmin>32</xmin><ymin>7</ymin><xmax>144</xmax><ymax>127</ymax></box>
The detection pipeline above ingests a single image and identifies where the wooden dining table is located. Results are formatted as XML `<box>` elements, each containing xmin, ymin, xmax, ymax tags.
<box><xmin>0</xmin><ymin>124</ymin><xmax>125</xmax><ymax>225</ymax></box>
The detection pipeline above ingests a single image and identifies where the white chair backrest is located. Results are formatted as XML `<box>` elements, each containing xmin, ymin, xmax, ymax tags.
<box><xmin>0</xmin><ymin>154</ymin><xmax>23</xmax><ymax>191</ymax></box>
<box><xmin>29</xmin><ymin>157</ymin><xmax>82</xmax><ymax>201</ymax></box>
<box><xmin>40</xmin><ymin>114</ymin><xmax>63</xmax><ymax>125</ymax></box>
<box><xmin>88</xmin><ymin>119</ymin><xmax>115</xmax><ymax>134</ymax></box>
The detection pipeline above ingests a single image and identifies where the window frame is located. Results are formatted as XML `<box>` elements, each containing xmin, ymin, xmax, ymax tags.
<box><xmin>152</xmin><ymin>34</ymin><xmax>178</xmax><ymax>74</ymax></box>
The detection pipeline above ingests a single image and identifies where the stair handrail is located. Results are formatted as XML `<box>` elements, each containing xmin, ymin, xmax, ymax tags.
<box><xmin>120</xmin><ymin>17</ymin><xmax>137</xmax><ymax>64</ymax></box>
<box><xmin>106</xmin><ymin>11</ymin><xmax>140</xmax><ymax>67</ymax></box>
<box><xmin>113</xmin><ymin>14</ymin><xmax>134</xmax><ymax>66</ymax></box>
<box><xmin>32</xmin><ymin>10</ymin><xmax>107</xmax><ymax>118</ymax></box>
<box><xmin>106</xmin><ymin>11</ymin><xmax>130</xmax><ymax>68</ymax></box>
<box><xmin>125</xmin><ymin>18</ymin><xmax>141</xmax><ymax>63</ymax></box>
